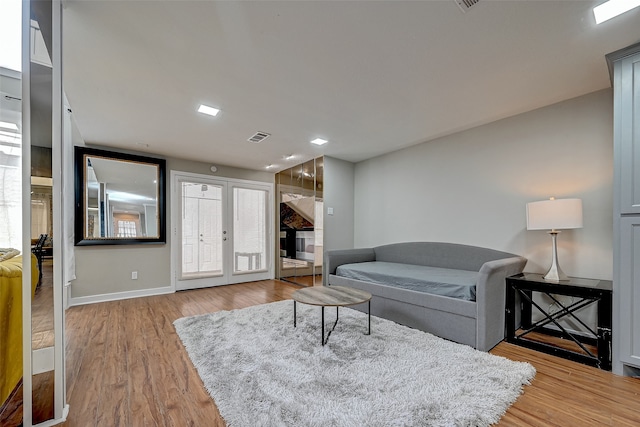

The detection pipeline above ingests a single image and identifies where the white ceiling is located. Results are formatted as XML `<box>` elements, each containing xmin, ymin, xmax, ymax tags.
<box><xmin>61</xmin><ymin>0</ymin><xmax>640</xmax><ymax>172</ymax></box>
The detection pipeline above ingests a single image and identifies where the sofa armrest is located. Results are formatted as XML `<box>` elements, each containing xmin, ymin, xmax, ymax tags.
<box><xmin>324</xmin><ymin>248</ymin><xmax>376</xmax><ymax>277</ymax></box>
<box><xmin>475</xmin><ymin>256</ymin><xmax>527</xmax><ymax>351</ymax></box>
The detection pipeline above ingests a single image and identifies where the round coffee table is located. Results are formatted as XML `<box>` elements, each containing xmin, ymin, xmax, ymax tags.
<box><xmin>292</xmin><ymin>285</ymin><xmax>372</xmax><ymax>346</ymax></box>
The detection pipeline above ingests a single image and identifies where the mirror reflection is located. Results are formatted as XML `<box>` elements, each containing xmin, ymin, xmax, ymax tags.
<box><xmin>85</xmin><ymin>156</ymin><xmax>158</xmax><ymax>238</ymax></box>
<box><xmin>74</xmin><ymin>147</ymin><xmax>166</xmax><ymax>245</ymax></box>
<box><xmin>276</xmin><ymin>157</ymin><xmax>323</xmax><ymax>287</ymax></box>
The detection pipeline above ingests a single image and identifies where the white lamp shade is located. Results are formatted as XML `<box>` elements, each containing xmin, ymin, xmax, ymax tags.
<box><xmin>526</xmin><ymin>198</ymin><xmax>583</xmax><ymax>231</ymax></box>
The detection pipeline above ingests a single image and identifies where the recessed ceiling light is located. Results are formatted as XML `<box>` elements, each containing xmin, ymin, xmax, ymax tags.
<box><xmin>198</xmin><ymin>104</ymin><xmax>220</xmax><ymax>117</ymax></box>
<box><xmin>310</xmin><ymin>138</ymin><xmax>328</xmax><ymax>146</ymax></box>
<box><xmin>284</xmin><ymin>154</ymin><xmax>295</xmax><ymax>160</ymax></box>
<box><xmin>594</xmin><ymin>0</ymin><xmax>640</xmax><ymax>24</ymax></box>
<box><xmin>265</xmin><ymin>164</ymin><xmax>275</xmax><ymax>169</ymax></box>
<box><xmin>0</xmin><ymin>121</ymin><xmax>18</xmax><ymax>131</ymax></box>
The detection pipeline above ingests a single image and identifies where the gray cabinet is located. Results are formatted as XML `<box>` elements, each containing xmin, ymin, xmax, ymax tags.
<box><xmin>617</xmin><ymin>217</ymin><xmax>640</xmax><ymax>368</ymax></box>
<box><xmin>610</xmin><ymin>45</ymin><xmax>640</xmax><ymax>376</ymax></box>
<box><xmin>617</xmin><ymin>53</ymin><xmax>640</xmax><ymax>214</ymax></box>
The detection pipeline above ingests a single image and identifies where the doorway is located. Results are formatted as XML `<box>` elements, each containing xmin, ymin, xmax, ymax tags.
<box><xmin>171</xmin><ymin>171</ymin><xmax>273</xmax><ymax>291</ymax></box>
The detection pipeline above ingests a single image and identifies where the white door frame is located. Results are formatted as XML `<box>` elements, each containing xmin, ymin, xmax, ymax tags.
<box><xmin>170</xmin><ymin>170</ymin><xmax>274</xmax><ymax>291</ymax></box>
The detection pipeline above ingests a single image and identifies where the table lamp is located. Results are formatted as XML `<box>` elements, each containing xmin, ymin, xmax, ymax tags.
<box><xmin>526</xmin><ymin>197</ymin><xmax>583</xmax><ymax>281</ymax></box>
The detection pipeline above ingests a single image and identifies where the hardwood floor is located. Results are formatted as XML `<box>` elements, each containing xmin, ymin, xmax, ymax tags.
<box><xmin>58</xmin><ymin>280</ymin><xmax>640</xmax><ymax>427</ymax></box>
<box><xmin>4</xmin><ymin>264</ymin><xmax>637</xmax><ymax>426</ymax></box>
<box><xmin>32</xmin><ymin>259</ymin><xmax>55</xmax><ymax>351</ymax></box>
<box><xmin>64</xmin><ymin>280</ymin><xmax>296</xmax><ymax>427</ymax></box>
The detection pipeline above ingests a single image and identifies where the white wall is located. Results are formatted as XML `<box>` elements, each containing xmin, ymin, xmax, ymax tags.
<box><xmin>71</xmin><ymin>152</ymin><xmax>274</xmax><ymax>301</ymax></box>
<box><xmin>354</xmin><ymin>89</ymin><xmax>613</xmax><ymax>280</ymax></box>
<box><xmin>323</xmin><ymin>156</ymin><xmax>355</xmax><ymax>253</ymax></box>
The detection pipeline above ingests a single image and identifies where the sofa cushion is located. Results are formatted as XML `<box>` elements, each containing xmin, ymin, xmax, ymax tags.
<box><xmin>335</xmin><ymin>261</ymin><xmax>478</xmax><ymax>301</ymax></box>
<box><xmin>373</xmin><ymin>242</ymin><xmax>519</xmax><ymax>272</ymax></box>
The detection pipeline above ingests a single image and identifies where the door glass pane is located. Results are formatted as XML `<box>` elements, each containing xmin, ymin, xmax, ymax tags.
<box><xmin>181</xmin><ymin>182</ymin><xmax>223</xmax><ymax>278</ymax></box>
<box><xmin>233</xmin><ymin>187</ymin><xmax>266</xmax><ymax>273</ymax></box>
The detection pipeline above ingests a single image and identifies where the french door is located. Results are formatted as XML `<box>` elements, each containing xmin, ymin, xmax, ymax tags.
<box><xmin>172</xmin><ymin>171</ymin><xmax>273</xmax><ymax>290</ymax></box>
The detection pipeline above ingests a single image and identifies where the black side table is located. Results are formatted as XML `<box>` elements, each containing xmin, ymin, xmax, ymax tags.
<box><xmin>505</xmin><ymin>273</ymin><xmax>612</xmax><ymax>371</ymax></box>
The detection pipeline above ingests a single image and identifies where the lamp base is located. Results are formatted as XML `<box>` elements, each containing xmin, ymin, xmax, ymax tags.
<box><xmin>543</xmin><ymin>264</ymin><xmax>569</xmax><ymax>282</ymax></box>
<box><xmin>544</xmin><ymin>231</ymin><xmax>570</xmax><ymax>282</ymax></box>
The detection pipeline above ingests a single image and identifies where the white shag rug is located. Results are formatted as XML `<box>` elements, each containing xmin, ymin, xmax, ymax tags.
<box><xmin>174</xmin><ymin>300</ymin><xmax>535</xmax><ymax>427</ymax></box>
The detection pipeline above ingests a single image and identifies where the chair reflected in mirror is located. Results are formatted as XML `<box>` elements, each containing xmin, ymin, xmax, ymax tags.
<box><xmin>31</xmin><ymin>233</ymin><xmax>47</xmax><ymax>287</ymax></box>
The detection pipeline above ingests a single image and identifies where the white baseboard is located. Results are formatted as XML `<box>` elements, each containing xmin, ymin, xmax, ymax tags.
<box><xmin>33</xmin><ymin>346</ymin><xmax>55</xmax><ymax>375</ymax></box>
<box><xmin>69</xmin><ymin>285</ymin><xmax>174</xmax><ymax>306</ymax></box>
<box><xmin>34</xmin><ymin>404</ymin><xmax>69</xmax><ymax>427</ymax></box>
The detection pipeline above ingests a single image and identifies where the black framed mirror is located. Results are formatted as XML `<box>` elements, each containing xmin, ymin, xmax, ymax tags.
<box><xmin>74</xmin><ymin>146</ymin><xmax>166</xmax><ymax>245</ymax></box>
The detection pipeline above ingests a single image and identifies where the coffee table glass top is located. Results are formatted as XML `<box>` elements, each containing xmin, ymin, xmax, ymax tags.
<box><xmin>292</xmin><ymin>285</ymin><xmax>372</xmax><ymax>307</ymax></box>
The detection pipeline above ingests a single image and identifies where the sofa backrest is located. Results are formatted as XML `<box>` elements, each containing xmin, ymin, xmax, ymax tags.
<box><xmin>373</xmin><ymin>242</ymin><xmax>520</xmax><ymax>272</ymax></box>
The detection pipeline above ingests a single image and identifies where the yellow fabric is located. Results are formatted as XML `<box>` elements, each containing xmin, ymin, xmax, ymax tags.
<box><xmin>0</xmin><ymin>254</ymin><xmax>38</xmax><ymax>405</ymax></box>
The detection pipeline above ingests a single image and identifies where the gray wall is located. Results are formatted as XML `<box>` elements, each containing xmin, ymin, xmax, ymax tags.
<box><xmin>323</xmin><ymin>156</ymin><xmax>355</xmax><ymax>253</ymax></box>
<box><xmin>354</xmin><ymin>89</ymin><xmax>614</xmax><ymax>280</ymax></box>
<box><xmin>72</xmin><ymin>153</ymin><xmax>273</xmax><ymax>299</ymax></box>
<box><xmin>72</xmin><ymin>89</ymin><xmax>614</xmax><ymax>298</ymax></box>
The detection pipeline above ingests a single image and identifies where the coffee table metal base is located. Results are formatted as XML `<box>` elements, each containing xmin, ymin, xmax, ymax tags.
<box><xmin>294</xmin><ymin>300</ymin><xmax>371</xmax><ymax>346</ymax></box>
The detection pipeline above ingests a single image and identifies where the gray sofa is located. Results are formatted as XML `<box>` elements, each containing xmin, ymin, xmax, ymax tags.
<box><xmin>325</xmin><ymin>242</ymin><xmax>526</xmax><ymax>351</ymax></box>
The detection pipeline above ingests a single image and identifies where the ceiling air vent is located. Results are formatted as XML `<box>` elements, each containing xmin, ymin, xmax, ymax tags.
<box><xmin>248</xmin><ymin>131</ymin><xmax>271</xmax><ymax>143</ymax></box>
<box><xmin>454</xmin><ymin>0</ymin><xmax>480</xmax><ymax>13</ymax></box>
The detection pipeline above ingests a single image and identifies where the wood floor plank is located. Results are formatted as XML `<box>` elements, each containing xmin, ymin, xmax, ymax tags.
<box><xmin>145</xmin><ymin>296</ymin><xmax>222</xmax><ymax>427</ymax></box>
<box><xmin>65</xmin><ymin>302</ymin><xmax>112</xmax><ymax>427</ymax></box>
<box><xmin>32</xmin><ymin>371</ymin><xmax>54</xmax><ymax>424</ymax></box>
<box><xmin>95</xmin><ymin>300</ymin><xmax>129</xmax><ymax>427</ymax></box>
<box><xmin>64</xmin><ymin>304</ymin><xmax>92</xmax><ymax>401</ymax></box>
<box><xmin>126</xmin><ymin>300</ymin><xmax>167</xmax><ymax>427</ymax></box>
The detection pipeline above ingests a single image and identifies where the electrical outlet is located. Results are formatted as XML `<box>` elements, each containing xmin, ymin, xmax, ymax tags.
<box><xmin>131</xmin><ymin>271</ymin><xmax>138</xmax><ymax>280</ymax></box>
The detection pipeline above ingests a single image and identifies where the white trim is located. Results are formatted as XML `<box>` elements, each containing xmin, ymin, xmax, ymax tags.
<box><xmin>52</xmin><ymin>1</ymin><xmax>66</xmax><ymax>419</ymax></box>
<box><xmin>0</xmin><ymin>66</ymin><xmax>21</xmax><ymax>79</ymax></box>
<box><xmin>170</xmin><ymin>170</ymin><xmax>179</xmax><ymax>292</ymax></box>
<box><xmin>33</xmin><ymin>347</ymin><xmax>55</xmax><ymax>375</ymax></box>
<box><xmin>69</xmin><ymin>285</ymin><xmax>174</xmax><ymax>306</ymax></box>
<box><xmin>22</xmin><ymin>0</ymin><xmax>34</xmax><ymax>424</ymax></box>
<box><xmin>34</xmin><ymin>404</ymin><xmax>69</xmax><ymax>427</ymax></box>
<box><xmin>64</xmin><ymin>281</ymin><xmax>71</xmax><ymax>310</ymax></box>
